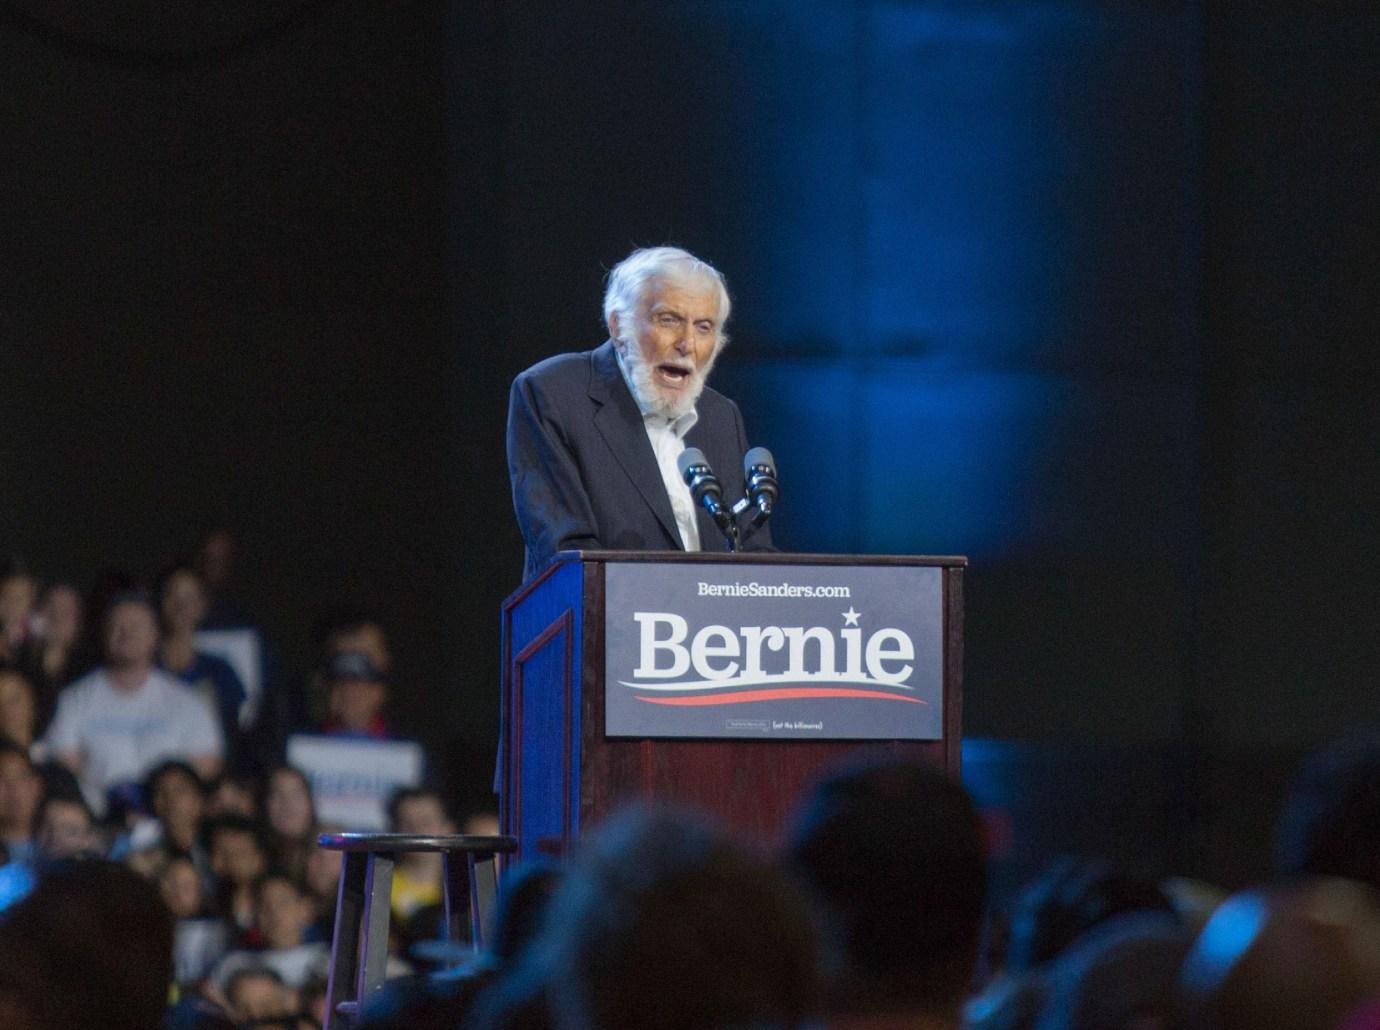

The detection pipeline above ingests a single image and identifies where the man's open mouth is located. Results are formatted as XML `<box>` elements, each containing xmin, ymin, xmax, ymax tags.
<box><xmin>656</xmin><ymin>363</ymin><xmax>693</xmax><ymax>386</ymax></box>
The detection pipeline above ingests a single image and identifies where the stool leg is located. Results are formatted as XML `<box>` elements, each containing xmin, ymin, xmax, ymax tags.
<box><xmin>468</xmin><ymin>852</ymin><xmax>500</xmax><ymax>952</ymax></box>
<box><xmin>442</xmin><ymin>852</ymin><xmax>470</xmax><ymax>964</ymax></box>
<box><xmin>355</xmin><ymin>852</ymin><xmax>395</xmax><ymax>1004</ymax></box>
<box><xmin>324</xmin><ymin>852</ymin><xmax>367</xmax><ymax>1030</ymax></box>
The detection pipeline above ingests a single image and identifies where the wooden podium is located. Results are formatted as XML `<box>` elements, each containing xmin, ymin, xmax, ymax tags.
<box><xmin>500</xmin><ymin>551</ymin><xmax>965</xmax><ymax>861</ymax></box>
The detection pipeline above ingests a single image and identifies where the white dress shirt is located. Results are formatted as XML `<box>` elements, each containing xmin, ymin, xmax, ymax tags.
<box><xmin>616</xmin><ymin>349</ymin><xmax>702</xmax><ymax>551</ymax></box>
<box><xmin>643</xmin><ymin>408</ymin><xmax>701</xmax><ymax>551</ymax></box>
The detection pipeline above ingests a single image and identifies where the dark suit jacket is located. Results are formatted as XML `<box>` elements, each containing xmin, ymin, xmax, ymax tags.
<box><xmin>508</xmin><ymin>340</ymin><xmax>771</xmax><ymax>581</ymax></box>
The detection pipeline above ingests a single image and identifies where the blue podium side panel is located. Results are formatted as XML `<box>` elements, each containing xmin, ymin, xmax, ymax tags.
<box><xmin>505</xmin><ymin>561</ymin><xmax>583</xmax><ymax>862</ymax></box>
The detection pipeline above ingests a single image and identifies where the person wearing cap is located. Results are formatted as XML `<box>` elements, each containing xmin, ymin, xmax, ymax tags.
<box><xmin>42</xmin><ymin>593</ymin><xmax>224</xmax><ymax>816</ymax></box>
<box><xmin>319</xmin><ymin>651</ymin><xmax>391</xmax><ymax>739</ymax></box>
<box><xmin>506</xmin><ymin>245</ymin><xmax>773</xmax><ymax>583</ymax></box>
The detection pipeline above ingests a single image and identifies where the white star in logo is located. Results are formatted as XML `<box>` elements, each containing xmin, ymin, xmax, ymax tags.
<box><xmin>842</xmin><ymin>607</ymin><xmax>861</xmax><ymax>626</ymax></box>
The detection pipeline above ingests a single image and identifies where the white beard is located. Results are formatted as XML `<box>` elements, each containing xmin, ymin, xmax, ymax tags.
<box><xmin>618</xmin><ymin>338</ymin><xmax>716</xmax><ymax>420</ymax></box>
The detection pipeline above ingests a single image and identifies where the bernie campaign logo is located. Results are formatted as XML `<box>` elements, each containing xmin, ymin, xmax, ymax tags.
<box><xmin>619</xmin><ymin>607</ymin><xmax>926</xmax><ymax>707</ymax></box>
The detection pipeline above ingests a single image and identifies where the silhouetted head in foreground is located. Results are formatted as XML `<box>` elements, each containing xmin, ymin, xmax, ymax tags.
<box><xmin>0</xmin><ymin>859</ymin><xmax>173</xmax><ymax>1030</ymax></box>
<box><xmin>505</xmin><ymin>805</ymin><xmax>819</xmax><ymax>1030</ymax></box>
<box><xmin>1004</xmin><ymin>856</ymin><xmax>1176</xmax><ymax>974</ymax></box>
<box><xmin>1179</xmin><ymin>879</ymin><xmax>1380</xmax><ymax>1030</ymax></box>
<box><xmin>787</xmin><ymin>757</ymin><xmax>988</xmax><ymax>1025</ymax></box>
<box><xmin>1032</xmin><ymin>910</ymin><xmax>1190</xmax><ymax>1030</ymax></box>
<box><xmin>1276</xmin><ymin>732</ymin><xmax>1380</xmax><ymax>892</ymax></box>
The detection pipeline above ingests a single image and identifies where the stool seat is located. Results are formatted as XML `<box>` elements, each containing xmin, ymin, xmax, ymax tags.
<box><xmin>319</xmin><ymin>832</ymin><xmax>516</xmax><ymax>854</ymax></box>
<box><xmin>319</xmin><ymin>831</ymin><xmax>517</xmax><ymax>1029</ymax></box>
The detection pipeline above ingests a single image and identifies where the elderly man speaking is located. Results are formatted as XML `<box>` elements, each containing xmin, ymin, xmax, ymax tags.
<box><xmin>507</xmin><ymin>246</ymin><xmax>773</xmax><ymax>582</ymax></box>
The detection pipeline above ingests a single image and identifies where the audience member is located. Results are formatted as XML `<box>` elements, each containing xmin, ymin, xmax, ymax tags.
<box><xmin>318</xmin><ymin>609</ymin><xmax>393</xmax><ymax>677</ymax></box>
<box><xmin>320</xmin><ymin>651</ymin><xmax>391</xmax><ymax>738</ymax></box>
<box><xmin>43</xmin><ymin>593</ymin><xmax>224</xmax><ymax>815</ymax></box>
<box><xmin>195</xmin><ymin>529</ymin><xmax>256</xmax><ymax>630</ymax></box>
<box><xmin>33</xmin><ymin>787</ymin><xmax>100</xmax><ymax>860</ymax></box>
<box><xmin>262</xmin><ymin>764</ymin><xmax>318</xmax><ymax>880</ymax></box>
<box><xmin>207</xmin><ymin>814</ymin><xmax>272</xmax><ymax>934</ymax></box>
<box><xmin>30</xmin><ymin>759</ymin><xmax>84</xmax><ymax>810</ymax></box>
<box><xmin>0</xmin><ymin>741</ymin><xmax>42</xmax><ymax>867</ymax></box>
<box><xmin>147</xmin><ymin>759</ymin><xmax>209</xmax><ymax>858</ymax></box>
<box><xmin>0</xmin><ymin>668</ymin><xmax>40</xmax><ymax>757</ymax></box>
<box><xmin>486</xmin><ymin>858</ymin><xmax>564</xmax><ymax>968</ymax></box>
<box><xmin>0</xmin><ymin>751</ymin><xmax>57</xmax><ymax>912</ymax></box>
<box><xmin>0</xmin><ymin>859</ymin><xmax>174</xmax><ymax>1030</ymax></box>
<box><xmin>225</xmin><ymin>967</ymin><xmax>298</xmax><ymax>1026</ymax></box>
<box><xmin>158</xmin><ymin>564</ymin><xmax>250</xmax><ymax>760</ymax></box>
<box><xmin>963</xmin><ymin>973</ymin><xmax>1046</xmax><ymax>1030</ymax></box>
<box><xmin>0</xmin><ymin>560</ymin><xmax>36</xmax><ymax>665</ymax></box>
<box><xmin>1003</xmin><ymin>857</ymin><xmax>1177</xmax><ymax>976</ymax></box>
<box><xmin>0</xmin><ymin>782</ymin><xmax>104</xmax><ymax>906</ymax></box>
<box><xmin>463</xmin><ymin>810</ymin><xmax>502</xmax><ymax>837</ymax></box>
<box><xmin>472</xmin><ymin>805</ymin><xmax>818</xmax><ymax>1030</ymax></box>
<box><xmin>121</xmin><ymin>833</ymin><xmax>170</xmax><ymax>880</ymax></box>
<box><xmin>967</xmin><ymin>858</ymin><xmax>1177</xmax><ymax>1030</ymax></box>
<box><xmin>206</xmin><ymin>767</ymin><xmax>260</xmax><ymax>820</ymax></box>
<box><xmin>360</xmin><ymin>856</ymin><xmax>566</xmax><ymax>1029</ymax></box>
<box><xmin>299</xmin><ymin>976</ymin><xmax>331</xmax><ymax>1029</ymax></box>
<box><xmin>160</xmin><ymin>851</ymin><xmax>207</xmax><ymax>919</ymax></box>
<box><xmin>211</xmin><ymin>870</ymin><xmax>330</xmax><ymax>992</ymax></box>
<box><xmin>1031</xmin><ymin>911</ymin><xmax>1190</xmax><ymax>1030</ymax></box>
<box><xmin>1159</xmin><ymin>876</ymin><xmax>1230</xmax><ymax>938</ymax></box>
<box><xmin>387</xmin><ymin>787</ymin><xmax>456</xmax><ymax>925</ymax></box>
<box><xmin>1276</xmin><ymin>733</ymin><xmax>1380</xmax><ymax>893</ymax></box>
<box><xmin>1178</xmin><ymin>878</ymin><xmax>1380</xmax><ymax>1030</ymax></box>
<box><xmin>19</xmin><ymin>582</ymin><xmax>88</xmax><ymax>734</ymax></box>
<box><xmin>307</xmin><ymin>609</ymin><xmax>393</xmax><ymax>727</ymax></box>
<box><xmin>162</xmin><ymin>852</ymin><xmax>231</xmax><ymax>988</ymax></box>
<box><xmin>787</xmin><ymin>757</ymin><xmax>987</xmax><ymax>1030</ymax></box>
<box><xmin>305</xmin><ymin>821</ymin><xmax>345</xmax><ymax>939</ymax></box>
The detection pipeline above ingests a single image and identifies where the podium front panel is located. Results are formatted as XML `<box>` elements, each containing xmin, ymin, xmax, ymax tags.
<box><xmin>603</xmin><ymin>561</ymin><xmax>944</xmax><ymax>740</ymax></box>
<box><xmin>503</xmin><ymin>553</ymin><xmax>963</xmax><ymax>853</ymax></box>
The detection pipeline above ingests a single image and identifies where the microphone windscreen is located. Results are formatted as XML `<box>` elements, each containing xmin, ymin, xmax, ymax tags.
<box><xmin>743</xmin><ymin>446</ymin><xmax>776</xmax><ymax>476</ymax></box>
<box><xmin>677</xmin><ymin>447</ymin><xmax>710</xmax><ymax>482</ymax></box>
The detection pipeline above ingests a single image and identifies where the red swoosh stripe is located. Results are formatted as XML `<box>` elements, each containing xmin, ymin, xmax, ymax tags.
<box><xmin>635</xmin><ymin>687</ymin><xmax>925</xmax><ymax>706</ymax></box>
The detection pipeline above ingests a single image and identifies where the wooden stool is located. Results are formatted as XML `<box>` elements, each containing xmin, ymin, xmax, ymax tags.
<box><xmin>318</xmin><ymin>832</ymin><xmax>517</xmax><ymax>1029</ymax></box>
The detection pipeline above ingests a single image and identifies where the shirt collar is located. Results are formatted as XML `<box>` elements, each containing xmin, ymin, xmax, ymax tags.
<box><xmin>659</xmin><ymin>407</ymin><xmax>699</xmax><ymax>440</ymax></box>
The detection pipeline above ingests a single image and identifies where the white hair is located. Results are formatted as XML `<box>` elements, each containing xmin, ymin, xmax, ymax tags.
<box><xmin>602</xmin><ymin>246</ymin><xmax>732</xmax><ymax>351</ymax></box>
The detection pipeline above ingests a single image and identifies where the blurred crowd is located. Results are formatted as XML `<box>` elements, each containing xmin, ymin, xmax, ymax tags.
<box><xmin>3</xmin><ymin>548</ymin><xmax>1380</xmax><ymax>1030</ymax></box>
<box><xmin>0</xmin><ymin>544</ymin><xmax>491</xmax><ymax>1026</ymax></box>
<box><xmin>0</xmin><ymin>535</ymin><xmax>414</xmax><ymax>783</ymax></box>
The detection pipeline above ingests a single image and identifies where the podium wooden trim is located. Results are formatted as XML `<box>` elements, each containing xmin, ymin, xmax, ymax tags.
<box><xmin>501</xmin><ymin>551</ymin><xmax>965</xmax><ymax>860</ymax></box>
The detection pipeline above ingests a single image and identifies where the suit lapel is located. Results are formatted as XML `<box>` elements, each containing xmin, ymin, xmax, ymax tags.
<box><xmin>589</xmin><ymin>341</ymin><xmax>684</xmax><ymax>548</ymax></box>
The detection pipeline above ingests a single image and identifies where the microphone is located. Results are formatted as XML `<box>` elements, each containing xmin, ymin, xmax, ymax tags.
<box><xmin>677</xmin><ymin>448</ymin><xmax>738</xmax><ymax>550</ymax></box>
<box><xmin>742</xmin><ymin>446</ymin><xmax>778</xmax><ymax>529</ymax></box>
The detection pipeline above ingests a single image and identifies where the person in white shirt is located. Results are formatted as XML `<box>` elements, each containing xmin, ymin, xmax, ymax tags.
<box><xmin>44</xmin><ymin>593</ymin><xmax>223</xmax><ymax>816</ymax></box>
